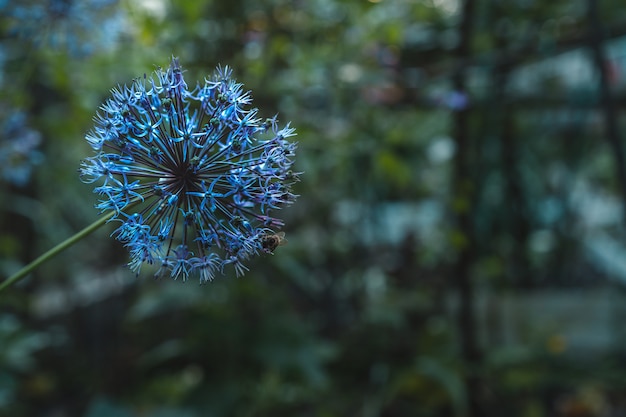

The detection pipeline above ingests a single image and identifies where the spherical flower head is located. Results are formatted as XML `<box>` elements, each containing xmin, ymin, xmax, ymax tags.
<box><xmin>80</xmin><ymin>58</ymin><xmax>299</xmax><ymax>282</ymax></box>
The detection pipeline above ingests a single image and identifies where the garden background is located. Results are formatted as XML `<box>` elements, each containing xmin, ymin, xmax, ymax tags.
<box><xmin>2</xmin><ymin>0</ymin><xmax>626</xmax><ymax>416</ymax></box>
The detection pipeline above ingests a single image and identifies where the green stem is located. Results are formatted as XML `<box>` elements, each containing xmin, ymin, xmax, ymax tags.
<box><xmin>0</xmin><ymin>211</ymin><xmax>116</xmax><ymax>292</ymax></box>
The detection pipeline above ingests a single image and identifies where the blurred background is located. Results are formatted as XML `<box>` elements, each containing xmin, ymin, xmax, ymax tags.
<box><xmin>2</xmin><ymin>0</ymin><xmax>626</xmax><ymax>416</ymax></box>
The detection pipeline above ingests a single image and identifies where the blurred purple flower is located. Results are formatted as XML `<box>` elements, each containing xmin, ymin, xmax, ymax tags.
<box><xmin>5</xmin><ymin>0</ymin><xmax>125</xmax><ymax>56</ymax></box>
<box><xmin>0</xmin><ymin>111</ymin><xmax>43</xmax><ymax>187</ymax></box>
<box><xmin>436</xmin><ymin>90</ymin><xmax>469</xmax><ymax>111</ymax></box>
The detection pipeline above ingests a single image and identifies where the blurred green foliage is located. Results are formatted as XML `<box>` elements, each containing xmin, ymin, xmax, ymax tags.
<box><xmin>2</xmin><ymin>0</ymin><xmax>626</xmax><ymax>416</ymax></box>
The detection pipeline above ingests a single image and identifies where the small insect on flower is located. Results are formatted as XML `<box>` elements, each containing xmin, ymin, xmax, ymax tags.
<box><xmin>80</xmin><ymin>57</ymin><xmax>299</xmax><ymax>282</ymax></box>
<box><xmin>261</xmin><ymin>231</ymin><xmax>287</xmax><ymax>254</ymax></box>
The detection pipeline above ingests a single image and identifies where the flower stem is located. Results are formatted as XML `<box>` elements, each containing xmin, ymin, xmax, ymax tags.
<box><xmin>0</xmin><ymin>211</ymin><xmax>116</xmax><ymax>292</ymax></box>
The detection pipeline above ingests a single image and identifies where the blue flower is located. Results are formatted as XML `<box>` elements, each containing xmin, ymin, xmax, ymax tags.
<box><xmin>0</xmin><ymin>110</ymin><xmax>43</xmax><ymax>187</ymax></box>
<box><xmin>80</xmin><ymin>58</ymin><xmax>299</xmax><ymax>281</ymax></box>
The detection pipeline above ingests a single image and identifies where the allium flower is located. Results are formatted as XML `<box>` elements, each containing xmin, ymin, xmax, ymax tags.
<box><xmin>4</xmin><ymin>0</ymin><xmax>125</xmax><ymax>56</ymax></box>
<box><xmin>80</xmin><ymin>58</ymin><xmax>299</xmax><ymax>281</ymax></box>
<box><xmin>0</xmin><ymin>110</ymin><xmax>43</xmax><ymax>187</ymax></box>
